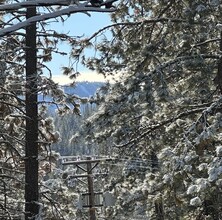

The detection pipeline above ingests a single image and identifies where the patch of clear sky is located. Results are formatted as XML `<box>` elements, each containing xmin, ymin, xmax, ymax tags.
<box><xmin>48</xmin><ymin>12</ymin><xmax>112</xmax><ymax>78</ymax></box>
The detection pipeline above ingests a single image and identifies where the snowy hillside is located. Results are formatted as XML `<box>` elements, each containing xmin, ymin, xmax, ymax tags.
<box><xmin>63</xmin><ymin>81</ymin><xmax>104</xmax><ymax>97</ymax></box>
<box><xmin>40</xmin><ymin>81</ymin><xmax>104</xmax><ymax>113</ymax></box>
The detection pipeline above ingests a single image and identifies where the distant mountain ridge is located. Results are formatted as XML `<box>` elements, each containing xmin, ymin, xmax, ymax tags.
<box><xmin>63</xmin><ymin>81</ymin><xmax>104</xmax><ymax>97</ymax></box>
<box><xmin>39</xmin><ymin>81</ymin><xmax>104</xmax><ymax>114</ymax></box>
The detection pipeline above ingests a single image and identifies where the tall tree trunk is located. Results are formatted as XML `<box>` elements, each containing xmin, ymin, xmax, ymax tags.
<box><xmin>216</xmin><ymin>32</ymin><xmax>222</xmax><ymax>94</ymax></box>
<box><xmin>25</xmin><ymin>6</ymin><xmax>39</xmax><ymax>219</ymax></box>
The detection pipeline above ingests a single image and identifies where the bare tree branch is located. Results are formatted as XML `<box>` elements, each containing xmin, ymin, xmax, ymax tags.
<box><xmin>83</xmin><ymin>17</ymin><xmax>187</xmax><ymax>43</ymax></box>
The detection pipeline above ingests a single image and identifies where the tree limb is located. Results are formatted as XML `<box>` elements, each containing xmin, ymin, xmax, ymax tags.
<box><xmin>0</xmin><ymin>5</ymin><xmax>116</xmax><ymax>37</ymax></box>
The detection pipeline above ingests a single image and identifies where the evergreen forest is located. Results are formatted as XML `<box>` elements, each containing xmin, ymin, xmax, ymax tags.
<box><xmin>0</xmin><ymin>0</ymin><xmax>222</xmax><ymax>219</ymax></box>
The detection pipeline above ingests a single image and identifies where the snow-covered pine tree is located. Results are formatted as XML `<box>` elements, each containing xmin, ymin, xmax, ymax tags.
<box><xmin>0</xmin><ymin>0</ymin><xmax>118</xmax><ymax>218</ymax></box>
<box><xmin>75</xmin><ymin>0</ymin><xmax>222</xmax><ymax>219</ymax></box>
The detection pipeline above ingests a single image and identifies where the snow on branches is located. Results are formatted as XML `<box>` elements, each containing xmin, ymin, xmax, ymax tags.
<box><xmin>0</xmin><ymin>0</ymin><xmax>117</xmax><ymax>37</ymax></box>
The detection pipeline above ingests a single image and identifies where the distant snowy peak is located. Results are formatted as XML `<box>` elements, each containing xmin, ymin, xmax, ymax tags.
<box><xmin>63</xmin><ymin>81</ymin><xmax>104</xmax><ymax>97</ymax></box>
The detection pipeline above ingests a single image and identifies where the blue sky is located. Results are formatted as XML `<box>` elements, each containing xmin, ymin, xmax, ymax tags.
<box><xmin>48</xmin><ymin>11</ymin><xmax>113</xmax><ymax>83</ymax></box>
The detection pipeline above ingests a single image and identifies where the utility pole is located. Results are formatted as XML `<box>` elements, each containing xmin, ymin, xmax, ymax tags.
<box><xmin>87</xmin><ymin>157</ymin><xmax>96</xmax><ymax>220</ymax></box>
<box><xmin>25</xmin><ymin>4</ymin><xmax>39</xmax><ymax>220</ymax></box>
<box><xmin>62</xmin><ymin>156</ymin><xmax>114</xmax><ymax>220</ymax></box>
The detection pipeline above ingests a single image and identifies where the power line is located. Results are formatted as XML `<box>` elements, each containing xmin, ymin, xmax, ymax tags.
<box><xmin>61</xmin><ymin>154</ymin><xmax>160</xmax><ymax>163</ymax></box>
<box><xmin>61</xmin><ymin>156</ymin><xmax>115</xmax><ymax>220</ymax></box>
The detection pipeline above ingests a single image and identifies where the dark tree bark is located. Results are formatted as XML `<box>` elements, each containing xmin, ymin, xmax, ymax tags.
<box><xmin>216</xmin><ymin>32</ymin><xmax>222</xmax><ymax>94</ymax></box>
<box><xmin>25</xmin><ymin>6</ymin><xmax>39</xmax><ymax>220</ymax></box>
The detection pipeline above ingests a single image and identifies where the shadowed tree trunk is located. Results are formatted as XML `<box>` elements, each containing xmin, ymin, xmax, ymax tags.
<box><xmin>216</xmin><ymin>32</ymin><xmax>222</xmax><ymax>94</ymax></box>
<box><xmin>25</xmin><ymin>5</ymin><xmax>39</xmax><ymax>219</ymax></box>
